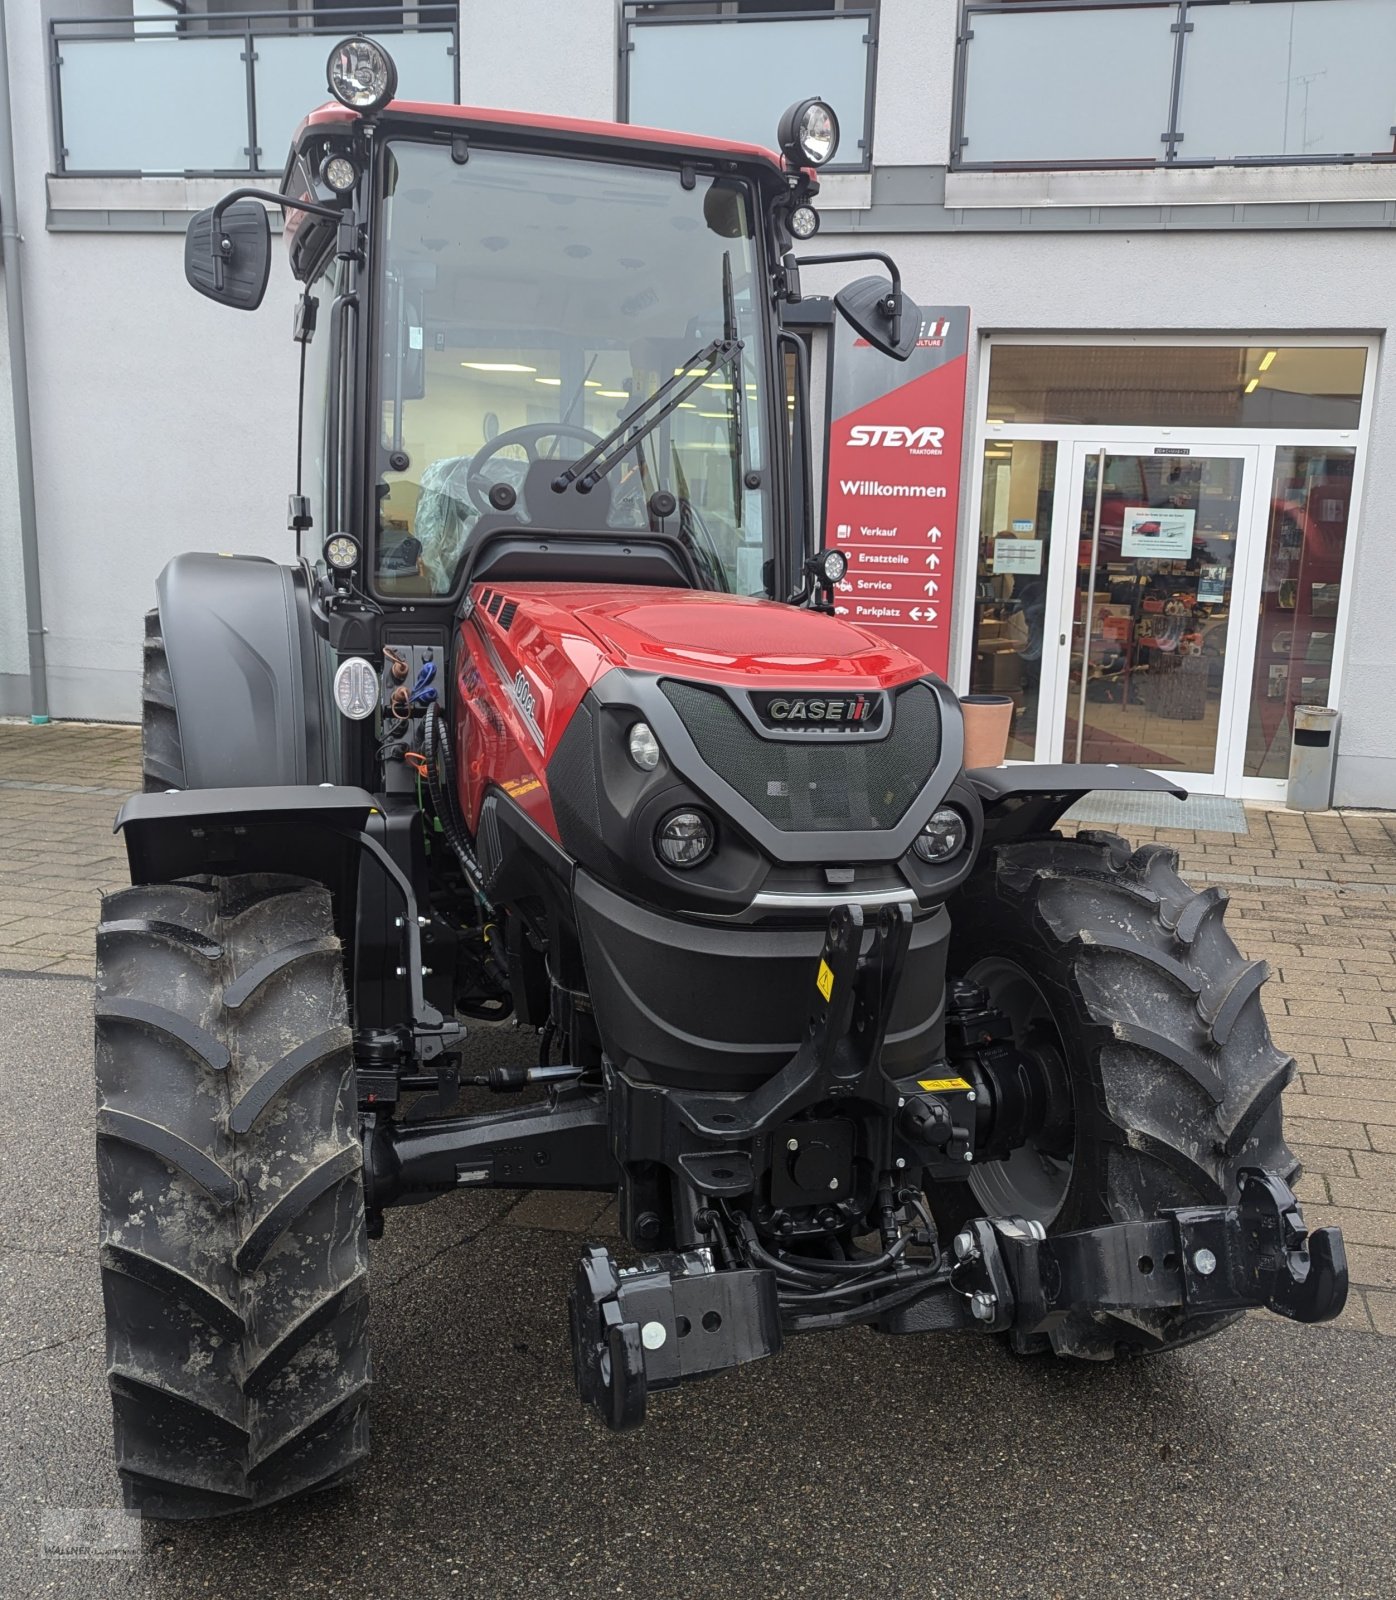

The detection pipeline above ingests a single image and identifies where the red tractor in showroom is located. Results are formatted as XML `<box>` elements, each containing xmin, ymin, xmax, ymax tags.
<box><xmin>93</xmin><ymin>37</ymin><xmax>1345</xmax><ymax>1518</ymax></box>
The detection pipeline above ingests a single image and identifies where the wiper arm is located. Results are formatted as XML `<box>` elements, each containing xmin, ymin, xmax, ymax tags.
<box><xmin>551</xmin><ymin>336</ymin><xmax>743</xmax><ymax>495</ymax></box>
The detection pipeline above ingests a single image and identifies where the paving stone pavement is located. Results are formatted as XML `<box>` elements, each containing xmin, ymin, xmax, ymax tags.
<box><xmin>3</xmin><ymin>718</ymin><xmax>1395</xmax><ymax>1333</ymax></box>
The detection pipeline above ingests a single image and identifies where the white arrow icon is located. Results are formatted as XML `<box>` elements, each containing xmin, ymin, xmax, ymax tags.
<box><xmin>910</xmin><ymin>606</ymin><xmax>923</xmax><ymax>622</ymax></box>
<box><xmin>927</xmin><ymin>526</ymin><xmax>943</xmax><ymax>542</ymax></box>
<box><xmin>925</xmin><ymin>551</ymin><xmax>941</xmax><ymax>570</ymax></box>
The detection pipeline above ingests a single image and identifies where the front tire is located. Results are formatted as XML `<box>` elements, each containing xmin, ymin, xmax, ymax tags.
<box><xmin>94</xmin><ymin>875</ymin><xmax>369</xmax><ymax>1517</ymax></box>
<box><xmin>940</xmin><ymin>830</ymin><xmax>1297</xmax><ymax>1359</ymax></box>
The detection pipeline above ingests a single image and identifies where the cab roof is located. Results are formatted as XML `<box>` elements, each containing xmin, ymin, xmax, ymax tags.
<box><xmin>295</xmin><ymin>100</ymin><xmax>788</xmax><ymax>174</ymax></box>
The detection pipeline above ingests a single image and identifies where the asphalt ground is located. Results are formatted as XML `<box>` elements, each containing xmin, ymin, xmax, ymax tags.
<box><xmin>6</xmin><ymin>968</ymin><xmax>1396</xmax><ymax>1600</ymax></box>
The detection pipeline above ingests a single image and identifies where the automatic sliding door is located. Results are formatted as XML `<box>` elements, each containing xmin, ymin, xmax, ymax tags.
<box><xmin>1057</xmin><ymin>443</ymin><xmax>1257</xmax><ymax>789</ymax></box>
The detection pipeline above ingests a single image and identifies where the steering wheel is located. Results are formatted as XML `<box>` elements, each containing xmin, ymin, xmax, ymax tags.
<box><xmin>465</xmin><ymin>423</ymin><xmax>603</xmax><ymax>513</ymax></box>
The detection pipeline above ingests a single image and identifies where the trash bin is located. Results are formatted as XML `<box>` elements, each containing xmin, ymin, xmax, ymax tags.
<box><xmin>1287</xmin><ymin>705</ymin><xmax>1340</xmax><ymax>812</ymax></box>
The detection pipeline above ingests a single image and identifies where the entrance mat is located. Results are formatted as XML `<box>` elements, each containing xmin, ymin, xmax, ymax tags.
<box><xmin>1060</xmin><ymin>790</ymin><xmax>1249</xmax><ymax>834</ymax></box>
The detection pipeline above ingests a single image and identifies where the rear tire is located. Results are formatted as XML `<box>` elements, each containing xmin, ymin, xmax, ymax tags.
<box><xmin>94</xmin><ymin>875</ymin><xmax>369</xmax><ymax>1517</ymax></box>
<box><xmin>938</xmin><ymin>830</ymin><xmax>1297</xmax><ymax>1359</ymax></box>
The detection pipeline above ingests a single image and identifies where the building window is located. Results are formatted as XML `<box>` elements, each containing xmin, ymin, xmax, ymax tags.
<box><xmin>621</xmin><ymin>2</ymin><xmax>877</xmax><ymax>172</ymax></box>
<box><xmin>955</xmin><ymin>0</ymin><xmax>1396</xmax><ymax>170</ymax></box>
<box><xmin>50</xmin><ymin>5</ymin><xmax>457</xmax><ymax>177</ymax></box>
<box><xmin>985</xmin><ymin>344</ymin><xmax>1367</xmax><ymax>432</ymax></box>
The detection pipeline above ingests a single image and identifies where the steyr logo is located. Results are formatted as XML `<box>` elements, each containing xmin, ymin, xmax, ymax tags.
<box><xmin>754</xmin><ymin>692</ymin><xmax>883</xmax><ymax>731</ymax></box>
<box><xmin>847</xmin><ymin>425</ymin><xmax>945</xmax><ymax>451</ymax></box>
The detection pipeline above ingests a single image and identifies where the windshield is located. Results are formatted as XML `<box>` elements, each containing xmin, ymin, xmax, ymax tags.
<box><xmin>374</xmin><ymin>140</ymin><xmax>773</xmax><ymax>598</ymax></box>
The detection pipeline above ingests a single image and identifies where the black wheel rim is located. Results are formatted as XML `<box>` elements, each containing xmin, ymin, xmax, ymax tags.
<box><xmin>966</xmin><ymin>955</ymin><xmax>1075</xmax><ymax>1224</ymax></box>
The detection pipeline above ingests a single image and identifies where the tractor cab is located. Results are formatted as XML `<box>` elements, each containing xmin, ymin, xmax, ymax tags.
<box><xmin>186</xmin><ymin>37</ymin><xmax>917</xmax><ymax>623</ymax></box>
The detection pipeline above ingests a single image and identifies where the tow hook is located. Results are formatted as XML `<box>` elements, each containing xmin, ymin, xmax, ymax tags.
<box><xmin>949</xmin><ymin>1167</ymin><xmax>1348</xmax><ymax>1335</ymax></box>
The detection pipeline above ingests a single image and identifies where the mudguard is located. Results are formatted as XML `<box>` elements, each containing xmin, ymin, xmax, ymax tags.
<box><xmin>155</xmin><ymin>552</ymin><xmax>330</xmax><ymax>788</ymax></box>
<box><xmin>969</xmin><ymin>763</ymin><xmax>1186</xmax><ymax>848</ymax></box>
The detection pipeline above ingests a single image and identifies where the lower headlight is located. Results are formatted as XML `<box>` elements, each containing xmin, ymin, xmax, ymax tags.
<box><xmin>914</xmin><ymin>806</ymin><xmax>968</xmax><ymax>864</ymax></box>
<box><xmin>656</xmin><ymin>809</ymin><xmax>714</xmax><ymax>869</ymax></box>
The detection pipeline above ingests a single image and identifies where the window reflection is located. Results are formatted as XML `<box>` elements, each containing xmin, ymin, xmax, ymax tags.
<box><xmin>1245</xmin><ymin>448</ymin><xmax>1354</xmax><ymax>779</ymax></box>
<box><xmin>970</xmin><ymin>440</ymin><xmax>1056</xmax><ymax>761</ymax></box>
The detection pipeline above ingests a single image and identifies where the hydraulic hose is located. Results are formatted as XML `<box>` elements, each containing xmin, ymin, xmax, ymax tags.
<box><xmin>421</xmin><ymin>702</ymin><xmax>490</xmax><ymax>905</ymax></box>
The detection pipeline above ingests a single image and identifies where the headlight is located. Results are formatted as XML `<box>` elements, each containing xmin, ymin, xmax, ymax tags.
<box><xmin>813</xmin><ymin>548</ymin><xmax>848</xmax><ymax>587</ymax></box>
<box><xmin>628</xmin><ymin>722</ymin><xmax>660</xmax><ymax>771</ymax></box>
<box><xmin>777</xmin><ymin>98</ymin><xmax>840</xmax><ymax>168</ymax></box>
<box><xmin>319</xmin><ymin>153</ymin><xmax>359</xmax><ymax>194</ymax></box>
<box><xmin>327</xmin><ymin>36</ymin><xmax>398</xmax><ymax>114</ymax></box>
<box><xmin>656</xmin><ymin>809</ymin><xmax>714</xmax><ymax>869</ymax></box>
<box><xmin>324</xmin><ymin>533</ymin><xmax>360</xmax><ymax>571</ymax></box>
<box><xmin>914</xmin><ymin>806</ymin><xmax>968</xmax><ymax>864</ymax></box>
<box><xmin>788</xmin><ymin>204</ymin><xmax>820</xmax><ymax>240</ymax></box>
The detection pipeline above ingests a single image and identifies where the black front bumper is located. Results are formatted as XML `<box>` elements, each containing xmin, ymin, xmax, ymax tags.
<box><xmin>570</xmin><ymin>1165</ymin><xmax>1348</xmax><ymax>1430</ymax></box>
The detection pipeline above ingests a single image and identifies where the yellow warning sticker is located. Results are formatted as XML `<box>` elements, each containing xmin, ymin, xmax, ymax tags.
<box><xmin>918</xmin><ymin>1076</ymin><xmax>972</xmax><ymax>1093</ymax></box>
<box><xmin>815</xmin><ymin>959</ymin><xmax>835</xmax><ymax>1002</ymax></box>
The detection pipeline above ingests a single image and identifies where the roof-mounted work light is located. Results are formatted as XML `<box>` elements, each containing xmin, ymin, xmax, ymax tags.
<box><xmin>327</xmin><ymin>36</ymin><xmax>398</xmax><ymax>114</ymax></box>
<box><xmin>777</xmin><ymin>99</ymin><xmax>840</xmax><ymax>168</ymax></box>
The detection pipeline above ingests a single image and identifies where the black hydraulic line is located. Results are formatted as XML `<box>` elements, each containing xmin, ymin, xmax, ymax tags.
<box><xmin>782</xmin><ymin>1278</ymin><xmax>943</xmax><ymax>1334</ymax></box>
<box><xmin>735</xmin><ymin>1210</ymin><xmax>916</xmax><ymax>1286</ymax></box>
<box><xmin>421</xmin><ymin>703</ymin><xmax>491</xmax><ymax>905</ymax></box>
<box><xmin>776</xmin><ymin>1264</ymin><xmax>934</xmax><ymax>1310</ymax></box>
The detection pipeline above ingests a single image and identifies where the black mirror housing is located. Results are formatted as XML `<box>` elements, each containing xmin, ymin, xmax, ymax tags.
<box><xmin>185</xmin><ymin>200</ymin><xmax>272</xmax><ymax>311</ymax></box>
<box><xmin>835</xmin><ymin>274</ymin><xmax>922</xmax><ymax>362</ymax></box>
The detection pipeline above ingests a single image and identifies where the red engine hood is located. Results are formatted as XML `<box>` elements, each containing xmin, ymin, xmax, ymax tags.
<box><xmin>495</xmin><ymin>583</ymin><xmax>928</xmax><ymax>691</ymax></box>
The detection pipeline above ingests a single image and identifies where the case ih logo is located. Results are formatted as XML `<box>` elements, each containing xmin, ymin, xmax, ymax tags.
<box><xmin>755</xmin><ymin>692</ymin><xmax>883</xmax><ymax>731</ymax></box>
<box><xmin>846</xmin><ymin>425</ymin><xmax>946</xmax><ymax>454</ymax></box>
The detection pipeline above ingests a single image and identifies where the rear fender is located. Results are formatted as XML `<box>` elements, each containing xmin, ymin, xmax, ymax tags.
<box><xmin>155</xmin><ymin>552</ymin><xmax>330</xmax><ymax>788</ymax></box>
<box><xmin>968</xmin><ymin>764</ymin><xmax>1186</xmax><ymax>849</ymax></box>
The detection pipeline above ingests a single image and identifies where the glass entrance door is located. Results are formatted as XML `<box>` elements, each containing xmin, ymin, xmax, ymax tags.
<box><xmin>1049</xmin><ymin>441</ymin><xmax>1260</xmax><ymax>790</ymax></box>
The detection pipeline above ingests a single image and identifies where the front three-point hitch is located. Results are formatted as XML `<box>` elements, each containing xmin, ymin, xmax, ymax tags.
<box><xmin>569</xmin><ymin>1165</ymin><xmax>1347</xmax><ymax>1431</ymax></box>
<box><xmin>564</xmin><ymin>902</ymin><xmax>1349</xmax><ymax>1430</ymax></box>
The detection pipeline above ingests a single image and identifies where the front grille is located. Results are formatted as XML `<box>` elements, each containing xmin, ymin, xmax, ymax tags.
<box><xmin>662</xmin><ymin>681</ymin><xmax>940</xmax><ymax>832</ymax></box>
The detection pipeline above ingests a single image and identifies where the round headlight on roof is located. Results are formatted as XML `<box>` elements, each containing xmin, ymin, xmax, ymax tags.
<box><xmin>326</xmin><ymin>36</ymin><xmax>398</xmax><ymax>114</ymax></box>
<box><xmin>777</xmin><ymin>98</ymin><xmax>840</xmax><ymax>168</ymax></box>
<box><xmin>788</xmin><ymin>204</ymin><xmax>820</xmax><ymax>240</ymax></box>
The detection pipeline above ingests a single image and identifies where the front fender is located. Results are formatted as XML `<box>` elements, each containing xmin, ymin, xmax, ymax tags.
<box><xmin>968</xmin><ymin>763</ymin><xmax>1186</xmax><ymax>848</ymax></box>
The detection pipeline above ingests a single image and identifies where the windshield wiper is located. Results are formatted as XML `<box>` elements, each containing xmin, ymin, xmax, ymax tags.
<box><xmin>550</xmin><ymin>335</ymin><xmax>743</xmax><ymax>496</ymax></box>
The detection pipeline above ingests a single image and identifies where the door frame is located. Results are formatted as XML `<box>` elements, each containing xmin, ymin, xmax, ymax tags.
<box><xmin>955</xmin><ymin>333</ymin><xmax>1379</xmax><ymax>802</ymax></box>
<box><xmin>1040</xmin><ymin>438</ymin><xmax>1262</xmax><ymax>796</ymax></box>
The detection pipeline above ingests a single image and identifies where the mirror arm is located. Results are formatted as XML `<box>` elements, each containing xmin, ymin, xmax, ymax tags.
<box><xmin>790</xmin><ymin>248</ymin><xmax>904</xmax><ymax>343</ymax></box>
<box><xmin>209</xmin><ymin>188</ymin><xmax>344</xmax><ymax>290</ymax></box>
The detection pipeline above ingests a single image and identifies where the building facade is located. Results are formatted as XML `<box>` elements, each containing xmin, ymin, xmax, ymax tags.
<box><xmin>2</xmin><ymin>0</ymin><xmax>1394</xmax><ymax>807</ymax></box>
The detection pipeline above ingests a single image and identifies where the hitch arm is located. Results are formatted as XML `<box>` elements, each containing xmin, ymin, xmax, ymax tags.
<box><xmin>952</xmin><ymin>1167</ymin><xmax>1348</xmax><ymax>1333</ymax></box>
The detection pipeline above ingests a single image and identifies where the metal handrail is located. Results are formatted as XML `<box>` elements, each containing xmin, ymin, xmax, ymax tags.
<box><xmin>49</xmin><ymin>6</ymin><xmax>460</xmax><ymax>178</ymax></box>
<box><xmin>617</xmin><ymin>2</ymin><xmax>879</xmax><ymax>174</ymax></box>
<box><xmin>952</xmin><ymin>0</ymin><xmax>1396</xmax><ymax>173</ymax></box>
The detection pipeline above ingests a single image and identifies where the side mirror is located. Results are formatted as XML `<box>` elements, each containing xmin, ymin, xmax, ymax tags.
<box><xmin>835</xmin><ymin>275</ymin><xmax>922</xmax><ymax>362</ymax></box>
<box><xmin>185</xmin><ymin>200</ymin><xmax>271</xmax><ymax>311</ymax></box>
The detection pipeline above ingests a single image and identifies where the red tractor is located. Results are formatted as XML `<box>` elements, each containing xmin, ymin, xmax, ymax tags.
<box><xmin>94</xmin><ymin>38</ymin><xmax>1345</xmax><ymax>1518</ymax></box>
